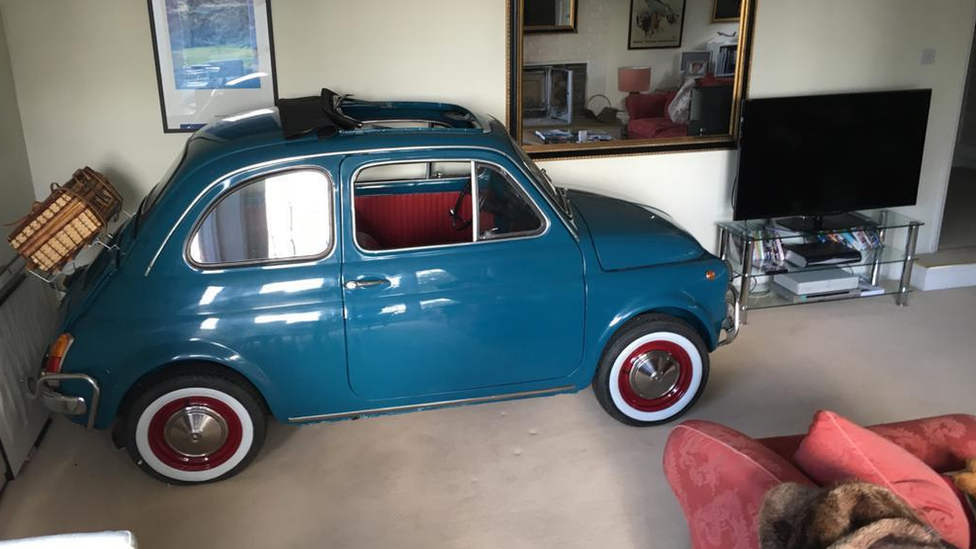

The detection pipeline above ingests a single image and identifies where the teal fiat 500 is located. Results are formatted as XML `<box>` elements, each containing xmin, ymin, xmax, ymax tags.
<box><xmin>29</xmin><ymin>99</ymin><xmax>737</xmax><ymax>484</ymax></box>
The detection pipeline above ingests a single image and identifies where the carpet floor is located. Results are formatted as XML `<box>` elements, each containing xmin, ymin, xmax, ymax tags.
<box><xmin>1</xmin><ymin>287</ymin><xmax>975</xmax><ymax>549</ymax></box>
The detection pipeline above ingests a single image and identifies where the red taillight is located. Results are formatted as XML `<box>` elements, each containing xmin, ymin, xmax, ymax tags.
<box><xmin>44</xmin><ymin>333</ymin><xmax>74</xmax><ymax>373</ymax></box>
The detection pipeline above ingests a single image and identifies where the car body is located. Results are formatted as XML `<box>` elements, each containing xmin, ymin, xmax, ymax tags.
<box><xmin>28</xmin><ymin>99</ymin><xmax>737</xmax><ymax>483</ymax></box>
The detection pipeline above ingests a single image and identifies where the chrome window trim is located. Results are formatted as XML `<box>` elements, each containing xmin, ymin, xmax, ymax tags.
<box><xmin>146</xmin><ymin>145</ymin><xmax>575</xmax><ymax>276</ymax></box>
<box><xmin>181</xmin><ymin>166</ymin><xmax>338</xmax><ymax>271</ymax></box>
<box><xmin>349</xmin><ymin>157</ymin><xmax>549</xmax><ymax>256</ymax></box>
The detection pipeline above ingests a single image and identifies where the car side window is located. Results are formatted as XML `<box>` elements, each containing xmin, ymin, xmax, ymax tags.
<box><xmin>354</xmin><ymin>161</ymin><xmax>474</xmax><ymax>251</ymax></box>
<box><xmin>189</xmin><ymin>170</ymin><xmax>333</xmax><ymax>266</ymax></box>
<box><xmin>353</xmin><ymin>160</ymin><xmax>544</xmax><ymax>252</ymax></box>
<box><xmin>474</xmin><ymin>163</ymin><xmax>543</xmax><ymax>240</ymax></box>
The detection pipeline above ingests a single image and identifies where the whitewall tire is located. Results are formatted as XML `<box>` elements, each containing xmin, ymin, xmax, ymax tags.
<box><xmin>593</xmin><ymin>315</ymin><xmax>709</xmax><ymax>426</ymax></box>
<box><xmin>123</xmin><ymin>370</ymin><xmax>266</xmax><ymax>484</ymax></box>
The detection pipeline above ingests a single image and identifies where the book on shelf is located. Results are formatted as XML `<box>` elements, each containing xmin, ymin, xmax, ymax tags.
<box><xmin>534</xmin><ymin>129</ymin><xmax>573</xmax><ymax>144</ymax></box>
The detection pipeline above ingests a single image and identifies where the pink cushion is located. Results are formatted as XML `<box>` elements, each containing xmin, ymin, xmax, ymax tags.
<box><xmin>760</xmin><ymin>414</ymin><xmax>976</xmax><ymax>472</ymax></box>
<box><xmin>663</xmin><ymin>421</ymin><xmax>813</xmax><ymax>549</ymax></box>
<box><xmin>794</xmin><ymin>410</ymin><xmax>970</xmax><ymax>549</ymax></box>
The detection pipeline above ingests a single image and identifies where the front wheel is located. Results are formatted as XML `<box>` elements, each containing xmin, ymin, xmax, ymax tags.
<box><xmin>122</xmin><ymin>371</ymin><xmax>267</xmax><ymax>484</ymax></box>
<box><xmin>592</xmin><ymin>315</ymin><xmax>709</xmax><ymax>426</ymax></box>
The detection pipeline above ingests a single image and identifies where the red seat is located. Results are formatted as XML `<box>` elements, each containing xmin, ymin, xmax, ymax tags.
<box><xmin>355</xmin><ymin>192</ymin><xmax>486</xmax><ymax>250</ymax></box>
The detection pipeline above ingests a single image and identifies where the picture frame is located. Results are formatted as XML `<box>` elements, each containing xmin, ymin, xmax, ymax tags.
<box><xmin>680</xmin><ymin>51</ymin><xmax>712</xmax><ymax>78</ymax></box>
<box><xmin>147</xmin><ymin>0</ymin><xmax>278</xmax><ymax>133</ymax></box>
<box><xmin>628</xmin><ymin>0</ymin><xmax>686</xmax><ymax>50</ymax></box>
<box><xmin>712</xmin><ymin>0</ymin><xmax>742</xmax><ymax>22</ymax></box>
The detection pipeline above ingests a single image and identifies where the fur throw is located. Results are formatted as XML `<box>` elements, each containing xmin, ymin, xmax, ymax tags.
<box><xmin>948</xmin><ymin>458</ymin><xmax>976</xmax><ymax>499</ymax></box>
<box><xmin>759</xmin><ymin>482</ymin><xmax>957</xmax><ymax>549</ymax></box>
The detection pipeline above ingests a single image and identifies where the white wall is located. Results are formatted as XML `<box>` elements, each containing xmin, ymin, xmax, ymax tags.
<box><xmin>524</xmin><ymin>0</ymin><xmax>738</xmax><ymax>106</ymax></box>
<box><xmin>0</xmin><ymin>6</ymin><xmax>34</xmax><ymax>267</ymax></box>
<box><xmin>0</xmin><ymin>0</ymin><xmax>972</xmax><ymax>254</ymax></box>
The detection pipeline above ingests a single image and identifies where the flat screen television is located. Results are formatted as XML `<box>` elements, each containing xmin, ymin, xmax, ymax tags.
<box><xmin>733</xmin><ymin>89</ymin><xmax>932</xmax><ymax>229</ymax></box>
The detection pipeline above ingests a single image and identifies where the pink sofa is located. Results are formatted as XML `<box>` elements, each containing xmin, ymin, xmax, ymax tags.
<box><xmin>663</xmin><ymin>414</ymin><xmax>976</xmax><ymax>549</ymax></box>
<box><xmin>624</xmin><ymin>91</ymin><xmax>686</xmax><ymax>140</ymax></box>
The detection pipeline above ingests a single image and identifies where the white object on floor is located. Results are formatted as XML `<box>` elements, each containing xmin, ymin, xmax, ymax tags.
<box><xmin>912</xmin><ymin>262</ymin><xmax>976</xmax><ymax>291</ymax></box>
<box><xmin>0</xmin><ymin>531</ymin><xmax>136</xmax><ymax>548</ymax></box>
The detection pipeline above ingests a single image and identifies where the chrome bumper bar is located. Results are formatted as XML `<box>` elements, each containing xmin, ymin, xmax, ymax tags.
<box><xmin>25</xmin><ymin>373</ymin><xmax>100</xmax><ymax>430</ymax></box>
<box><xmin>717</xmin><ymin>285</ymin><xmax>740</xmax><ymax>347</ymax></box>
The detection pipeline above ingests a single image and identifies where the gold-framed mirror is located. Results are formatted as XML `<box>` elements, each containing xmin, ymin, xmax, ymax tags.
<box><xmin>524</xmin><ymin>0</ymin><xmax>578</xmax><ymax>33</ymax></box>
<box><xmin>508</xmin><ymin>0</ymin><xmax>756</xmax><ymax>159</ymax></box>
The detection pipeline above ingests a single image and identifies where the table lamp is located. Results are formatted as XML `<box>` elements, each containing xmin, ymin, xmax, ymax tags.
<box><xmin>618</xmin><ymin>67</ymin><xmax>651</xmax><ymax>95</ymax></box>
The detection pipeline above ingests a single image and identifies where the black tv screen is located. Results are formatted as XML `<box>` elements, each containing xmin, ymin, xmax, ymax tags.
<box><xmin>733</xmin><ymin>89</ymin><xmax>931</xmax><ymax>221</ymax></box>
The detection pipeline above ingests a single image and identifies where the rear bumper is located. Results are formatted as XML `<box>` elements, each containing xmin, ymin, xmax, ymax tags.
<box><xmin>25</xmin><ymin>372</ymin><xmax>100</xmax><ymax>429</ymax></box>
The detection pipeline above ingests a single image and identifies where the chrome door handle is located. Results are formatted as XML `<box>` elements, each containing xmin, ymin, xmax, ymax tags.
<box><xmin>344</xmin><ymin>278</ymin><xmax>389</xmax><ymax>290</ymax></box>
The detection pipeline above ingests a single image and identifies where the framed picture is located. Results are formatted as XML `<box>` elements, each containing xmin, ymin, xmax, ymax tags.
<box><xmin>681</xmin><ymin>51</ymin><xmax>712</xmax><ymax>78</ymax></box>
<box><xmin>628</xmin><ymin>0</ymin><xmax>687</xmax><ymax>50</ymax></box>
<box><xmin>712</xmin><ymin>0</ymin><xmax>742</xmax><ymax>22</ymax></box>
<box><xmin>147</xmin><ymin>0</ymin><xmax>278</xmax><ymax>133</ymax></box>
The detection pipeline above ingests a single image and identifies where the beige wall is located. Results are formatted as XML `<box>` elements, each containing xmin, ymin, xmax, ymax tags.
<box><xmin>0</xmin><ymin>6</ymin><xmax>34</xmax><ymax>267</ymax></box>
<box><xmin>0</xmin><ymin>0</ymin><xmax>972</xmax><ymax>254</ymax></box>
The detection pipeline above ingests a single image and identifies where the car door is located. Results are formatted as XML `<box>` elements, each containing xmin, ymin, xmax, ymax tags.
<box><xmin>340</xmin><ymin>149</ymin><xmax>585</xmax><ymax>400</ymax></box>
<box><xmin>155</xmin><ymin>162</ymin><xmax>347</xmax><ymax>421</ymax></box>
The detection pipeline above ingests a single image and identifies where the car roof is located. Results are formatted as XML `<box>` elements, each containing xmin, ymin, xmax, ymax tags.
<box><xmin>177</xmin><ymin>100</ymin><xmax>519</xmax><ymax>181</ymax></box>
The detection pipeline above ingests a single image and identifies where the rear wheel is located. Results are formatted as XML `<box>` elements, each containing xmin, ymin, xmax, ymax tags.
<box><xmin>593</xmin><ymin>315</ymin><xmax>709</xmax><ymax>426</ymax></box>
<box><xmin>122</xmin><ymin>371</ymin><xmax>266</xmax><ymax>484</ymax></box>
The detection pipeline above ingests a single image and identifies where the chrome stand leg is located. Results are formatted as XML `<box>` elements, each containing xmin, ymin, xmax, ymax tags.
<box><xmin>897</xmin><ymin>223</ymin><xmax>920</xmax><ymax>307</ymax></box>
<box><xmin>870</xmin><ymin>210</ymin><xmax>888</xmax><ymax>286</ymax></box>
<box><xmin>718</xmin><ymin>227</ymin><xmax>730</xmax><ymax>261</ymax></box>
<box><xmin>739</xmin><ymin>238</ymin><xmax>753</xmax><ymax>324</ymax></box>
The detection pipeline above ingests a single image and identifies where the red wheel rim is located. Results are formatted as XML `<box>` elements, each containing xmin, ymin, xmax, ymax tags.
<box><xmin>147</xmin><ymin>396</ymin><xmax>243</xmax><ymax>472</ymax></box>
<box><xmin>617</xmin><ymin>340</ymin><xmax>693</xmax><ymax>412</ymax></box>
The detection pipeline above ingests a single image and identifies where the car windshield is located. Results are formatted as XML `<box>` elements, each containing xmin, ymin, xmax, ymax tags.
<box><xmin>511</xmin><ymin>144</ymin><xmax>574</xmax><ymax>221</ymax></box>
<box><xmin>136</xmin><ymin>145</ymin><xmax>187</xmax><ymax>234</ymax></box>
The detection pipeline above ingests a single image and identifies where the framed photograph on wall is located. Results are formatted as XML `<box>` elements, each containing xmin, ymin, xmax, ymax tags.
<box><xmin>628</xmin><ymin>0</ymin><xmax>686</xmax><ymax>50</ymax></box>
<box><xmin>712</xmin><ymin>0</ymin><xmax>742</xmax><ymax>22</ymax></box>
<box><xmin>147</xmin><ymin>0</ymin><xmax>278</xmax><ymax>133</ymax></box>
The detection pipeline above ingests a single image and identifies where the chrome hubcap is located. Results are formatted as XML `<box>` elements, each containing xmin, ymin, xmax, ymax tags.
<box><xmin>163</xmin><ymin>405</ymin><xmax>229</xmax><ymax>457</ymax></box>
<box><xmin>628</xmin><ymin>350</ymin><xmax>680</xmax><ymax>400</ymax></box>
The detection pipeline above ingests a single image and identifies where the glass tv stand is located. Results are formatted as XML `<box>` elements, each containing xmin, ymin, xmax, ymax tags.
<box><xmin>717</xmin><ymin>210</ymin><xmax>922</xmax><ymax>323</ymax></box>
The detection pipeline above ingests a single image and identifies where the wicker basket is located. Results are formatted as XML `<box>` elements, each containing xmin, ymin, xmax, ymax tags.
<box><xmin>6</xmin><ymin>167</ymin><xmax>123</xmax><ymax>273</ymax></box>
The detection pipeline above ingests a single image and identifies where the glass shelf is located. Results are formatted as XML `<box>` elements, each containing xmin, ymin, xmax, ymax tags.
<box><xmin>717</xmin><ymin>209</ymin><xmax>921</xmax><ymax>243</ymax></box>
<box><xmin>718</xmin><ymin>209</ymin><xmax>923</xmax><ymax>318</ymax></box>
<box><xmin>733</xmin><ymin>246</ymin><xmax>908</xmax><ymax>279</ymax></box>
<box><xmin>745</xmin><ymin>279</ymin><xmax>907</xmax><ymax>311</ymax></box>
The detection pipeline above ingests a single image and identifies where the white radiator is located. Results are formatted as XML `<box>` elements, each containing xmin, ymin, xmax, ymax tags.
<box><xmin>0</xmin><ymin>262</ymin><xmax>56</xmax><ymax>478</ymax></box>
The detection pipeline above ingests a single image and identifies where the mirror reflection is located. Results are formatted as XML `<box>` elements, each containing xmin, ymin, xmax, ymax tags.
<box><xmin>524</xmin><ymin>0</ymin><xmax>577</xmax><ymax>32</ymax></box>
<box><xmin>519</xmin><ymin>0</ymin><xmax>745</xmax><ymax>150</ymax></box>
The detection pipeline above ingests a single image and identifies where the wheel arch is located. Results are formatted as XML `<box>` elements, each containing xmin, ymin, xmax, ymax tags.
<box><xmin>111</xmin><ymin>359</ymin><xmax>272</xmax><ymax>448</ymax></box>
<box><xmin>601</xmin><ymin>303</ymin><xmax>717</xmax><ymax>357</ymax></box>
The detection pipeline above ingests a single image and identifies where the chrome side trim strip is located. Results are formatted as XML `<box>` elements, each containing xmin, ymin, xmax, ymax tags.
<box><xmin>287</xmin><ymin>385</ymin><xmax>575</xmax><ymax>423</ymax></box>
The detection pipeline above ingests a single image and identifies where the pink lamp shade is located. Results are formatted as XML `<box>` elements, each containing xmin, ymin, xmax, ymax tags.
<box><xmin>618</xmin><ymin>67</ymin><xmax>651</xmax><ymax>94</ymax></box>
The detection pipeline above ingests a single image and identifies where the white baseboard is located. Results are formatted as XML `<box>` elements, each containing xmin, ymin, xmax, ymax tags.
<box><xmin>912</xmin><ymin>262</ymin><xmax>976</xmax><ymax>291</ymax></box>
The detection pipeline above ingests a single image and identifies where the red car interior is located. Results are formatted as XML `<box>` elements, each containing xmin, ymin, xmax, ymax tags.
<box><xmin>355</xmin><ymin>191</ymin><xmax>493</xmax><ymax>251</ymax></box>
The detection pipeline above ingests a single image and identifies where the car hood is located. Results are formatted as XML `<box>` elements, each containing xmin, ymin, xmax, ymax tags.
<box><xmin>567</xmin><ymin>190</ymin><xmax>705</xmax><ymax>271</ymax></box>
